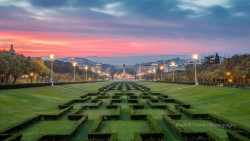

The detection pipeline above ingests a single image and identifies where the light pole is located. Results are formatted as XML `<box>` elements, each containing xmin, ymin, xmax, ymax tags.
<box><xmin>148</xmin><ymin>70</ymin><xmax>152</xmax><ymax>81</ymax></box>
<box><xmin>92</xmin><ymin>69</ymin><xmax>95</xmax><ymax>81</ymax></box>
<box><xmin>72</xmin><ymin>62</ymin><xmax>77</xmax><ymax>82</ymax></box>
<box><xmin>85</xmin><ymin>65</ymin><xmax>88</xmax><ymax>81</ymax></box>
<box><xmin>98</xmin><ymin>70</ymin><xmax>101</xmax><ymax>80</ymax></box>
<box><xmin>50</xmin><ymin>54</ymin><xmax>55</xmax><ymax>86</ymax></box>
<box><xmin>169</xmin><ymin>62</ymin><xmax>178</xmax><ymax>82</ymax></box>
<box><xmin>159</xmin><ymin>65</ymin><xmax>164</xmax><ymax>81</ymax></box>
<box><xmin>139</xmin><ymin>65</ymin><xmax>142</xmax><ymax>81</ymax></box>
<box><xmin>153</xmin><ymin>69</ymin><xmax>156</xmax><ymax>81</ymax></box>
<box><xmin>193</xmin><ymin>54</ymin><xmax>199</xmax><ymax>85</ymax></box>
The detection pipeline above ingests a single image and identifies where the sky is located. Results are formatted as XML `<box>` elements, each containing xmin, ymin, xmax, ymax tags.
<box><xmin>0</xmin><ymin>0</ymin><xmax>250</xmax><ymax>58</ymax></box>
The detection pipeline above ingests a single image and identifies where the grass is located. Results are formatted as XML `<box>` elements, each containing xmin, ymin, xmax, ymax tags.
<box><xmin>136</xmin><ymin>109</ymin><xmax>168</xmax><ymax>119</ymax></box>
<box><xmin>99</xmin><ymin>120</ymin><xmax>152</xmax><ymax>141</ymax></box>
<box><xmin>175</xmin><ymin>119</ymin><xmax>228</xmax><ymax>139</ymax></box>
<box><xmin>0</xmin><ymin>82</ymin><xmax>109</xmax><ymax>131</ymax></box>
<box><xmin>16</xmin><ymin>121</ymin><xmax>76</xmax><ymax>141</ymax></box>
<box><xmin>138</xmin><ymin>82</ymin><xmax>250</xmax><ymax>129</ymax></box>
<box><xmin>1</xmin><ymin>81</ymin><xmax>249</xmax><ymax>141</ymax></box>
<box><xmin>84</xmin><ymin>109</ymin><xmax>116</xmax><ymax>120</ymax></box>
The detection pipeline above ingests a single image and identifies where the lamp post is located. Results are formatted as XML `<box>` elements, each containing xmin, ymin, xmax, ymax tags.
<box><xmin>29</xmin><ymin>72</ymin><xmax>35</xmax><ymax>83</ymax></box>
<box><xmin>50</xmin><ymin>54</ymin><xmax>55</xmax><ymax>86</ymax></box>
<box><xmin>225</xmin><ymin>71</ymin><xmax>231</xmax><ymax>83</ymax></box>
<box><xmin>85</xmin><ymin>65</ymin><xmax>88</xmax><ymax>81</ymax></box>
<box><xmin>72</xmin><ymin>62</ymin><xmax>77</xmax><ymax>82</ymax></box>
<box><xmin>153</xmin><ymin>69</ymin><xmax>156</xmax><ymax>81</ymax></box>
<box><xmin>159</xmin><ymin>65</ymin><xmax>164</xmax><ymax>81</ymax></box>
<box><xmin>92</xmin><ymin>69</ymin><xmax>95</xmax><ymax>81</ymax></box>
<box><xmin>193</xmin><ymin>54</ymin><xmax>199</xmax><ymax>85</ymax></box>
<box><xmin>169</xmin><ymin>62</ymin><xmax>178</xmax><ymax>82</ymax></box>
<box><xmin>148</xmin><ymin>70</ymin><xmax>152</xmax><ymax>81</ymax></box>
<box><xmin>98</xmin><ymin>70</ymin><xmax>101</xmax><ymax>80</ymax></box>
<box><xmin>139</xmin><ymin>65</ymin><xmax>142</xmax><ymax>81</ymax></box>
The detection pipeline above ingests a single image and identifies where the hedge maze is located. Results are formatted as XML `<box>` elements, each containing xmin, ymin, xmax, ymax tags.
<box><xmin>0</xmin><ymin>82</ymin><xmax>249</xmax><ymax>141</ymax></box>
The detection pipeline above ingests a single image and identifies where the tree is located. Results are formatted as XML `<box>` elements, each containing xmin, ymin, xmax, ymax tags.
<box><xmin>215</xmin><ymin>53</ymin><xmax>220</xmax><ymax>64</ymax></box>
<box><xmin>0</xmin><ymin>53</ymin><xmax>10</xmax><ymax>83</ymax></box>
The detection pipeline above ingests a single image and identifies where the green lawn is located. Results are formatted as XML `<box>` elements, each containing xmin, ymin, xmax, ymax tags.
<box><xmin>0</xmin><ymin>82</ymin><xmax>109</xmax><ymax>131</ymax></box>
<box><xmin>99</xmin><ymin>120</ymin><xmax>152</xmax><ymax>141</ymax></box>
<box><xmin>138</xmin><ymin>82</ymin><xmax>250</xmax><ymax>129</ymax></box>
<box><xmin>1</xmin><ymin>81</ymin><xmax>249</xmax><ymax>141</ymax></box>
<box><xmin>16</xmin><ymin>121</ymin><xmax>77</xmax><ymax>141</ymax></box>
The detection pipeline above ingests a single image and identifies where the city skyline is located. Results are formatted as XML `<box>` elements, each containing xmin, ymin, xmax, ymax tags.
<box><xmin>0</xmin><ymin>0</ymin><xmax>250</xmax><ymax>57</ymax></box>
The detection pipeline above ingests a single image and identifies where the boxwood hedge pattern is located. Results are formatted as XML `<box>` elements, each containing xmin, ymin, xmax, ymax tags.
<box><xmin>0</xmin><ymin>81</ymin><xmax>249</xmax><ymax>141</ymax></box>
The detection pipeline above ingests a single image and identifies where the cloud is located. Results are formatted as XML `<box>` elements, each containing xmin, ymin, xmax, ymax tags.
<box><xmin>0</xmin><ymin>0</ymin><xmax>250</xmax><ymax>57</ymax></box>
<box><xmin>90</xmin><ymin>2</ymin><xmax>125</xmax><ymax>17</ymax></box>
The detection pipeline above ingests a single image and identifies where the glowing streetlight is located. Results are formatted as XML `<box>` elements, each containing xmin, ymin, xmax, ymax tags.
<box><xmin>72</xmin><ymin>62</ymin><xmax>77</xmax><ymax>82</ymax></box>
<box><xmin>226</xmin><ymin>71</ymin><xmax>231</xmax><ymax>76</ymax></box>
<box><xmin>148</xmin><ymin>70</ymin><xmax>152</xmax><ymax>81</ymax></box>
<box><xmin>153</xmin><ymin>69</ymin><xmax>156</xmax><ymax>81</ymax></box>
<box><xmin>50</xmin><ymin>54</ymin><xmax>55</xmax><ymax>86</ymax></box>
<box><xmin>228</xmin><ymin>78</ymin><xmax>233</xmax><ymax>83</ymax></box>
<box><xmin>193</xmin><ymin>54</ymin><xmax>199</xmax><ymax>85</ymax></box>
<box><xmin>139</xmin><ymin>65</ymin><xmax>142</xmax><ymax>81</ymax></box>
<box><xmin>169</xmin><ymin>62</ymin><xmax>178</xmax><ymax>82</ymax></box>
<box><xmin>85</xmin><ymin>65</ymin><xmax>88</xmax><ymax>81</ymax></box>
<box><xmin>92</xmin><ymin>69</ymin><xmax>95</xmax><ymax>81</ymax></box>
<box><xmin>159</xmin><ymin>65</ymin><xmax>164</xmax><ymax>81</ymax></box>
<box><xmin>29</xmin><ymin>72</ymin><xmax>35</xmax><ymax>83</ymax></box>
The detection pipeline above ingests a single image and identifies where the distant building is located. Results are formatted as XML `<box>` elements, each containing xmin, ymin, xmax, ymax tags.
<box><xmin>9</xmin><ymin>44</ymin><xmax>15</xmax><ymax>55</ymax></box>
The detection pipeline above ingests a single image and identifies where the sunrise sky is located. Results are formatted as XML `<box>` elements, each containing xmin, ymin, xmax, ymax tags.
<box><xmin>0</xmin><ymin>0</ymin><xmax>249</xmax><ymax>57</ymax></box>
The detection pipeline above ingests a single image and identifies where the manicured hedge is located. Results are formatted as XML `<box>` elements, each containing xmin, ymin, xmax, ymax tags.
<box><xmin>3</xmin><ymin>134</ymin><xmax>22</xmax><ymax>141</ymax></box>
<box><xmin>227</xmin><ymin>131</ymin><xmax>250</xmax><ymax>141</ymax></box>
<box><xmin>158</xmin><ymin>81</ymin><xmax>195</xmax><ymax>85</ymax></box>
<box><xmin>90</xmin><ymin>116</ymin><xmax>103</xmax><ymax>133</ymax></box>
<box><xmin>0</xmin><ymin>81</ymin><xmax>101</xmax><ymax>90</ymax></box>
<box><xmin>88</xmin><ymin>133</ymin><xmax>117</xmax><ymax>141</ymax></box>
<box><xmin>1</xmin><ymin>115</ymin><xmax>40</xmax><ymax>134</ymax></box>
<box><xmin>128</xmin><ymin>99</ymin><xmax>138</xmax><ymax>103</ymax></box>
<box><xmin>177</xmin><ymin>106</ymin><xmax>209</xmax><ymax>119</ymax></box>
<box><xmin>147</xmin><ymin>100</ymin><xmax>167</xmax><ymax>109</ymax></box>
<box><xmin>167</xmin><ymin>114</ymin><xmax>182</xmax><ymax>120</ymax></box>
<box><xmin>209</xmin><ymin>114</ymin><xmax>250</xmax><ymax>138</ymax></box>
<box><xmin>147</xmin><ymin>115</ymin><xmax>162</xmax><ymax>132</ymax></box>
<box><xmin>159</xmin><ymin>97</ymin><xmax>175</xmax><ymax>103</ymax></box>
<box><xmin>134</xmin><ymin>132</ymin><xmax>164</xmax><ymax>141</ymax></box>
<box><xmin>0</xmin><ymin>134</ymin><xmax>11</xmax><ymax>140</ymax></box>
<box><xmin>40</xmin><ymin>107</ymin><xmax>72</xmax><ymax>120</ymax></box>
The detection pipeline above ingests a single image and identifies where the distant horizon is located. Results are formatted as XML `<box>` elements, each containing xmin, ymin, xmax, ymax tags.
<box><xmin>37</xmin><ymin>53</ymin><xmax>231</xmax><ymax>65</ymax></box>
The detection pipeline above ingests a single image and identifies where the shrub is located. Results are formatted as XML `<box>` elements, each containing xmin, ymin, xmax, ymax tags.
<box><xmin>147</xmin><ymin>115</ymin><xmax>162</xmax><ymax>132</ymax></box>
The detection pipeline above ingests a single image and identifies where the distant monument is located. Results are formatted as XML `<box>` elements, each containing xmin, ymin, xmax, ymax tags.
<box><xmin>9</xmin><ymin>44</ymin><xmax>15</xmax><ymax>55</ymax></box>
<box><xmin>122</xmin><ymin>64</ymin><xmax>126</xmax><ymax>80</ymax></box>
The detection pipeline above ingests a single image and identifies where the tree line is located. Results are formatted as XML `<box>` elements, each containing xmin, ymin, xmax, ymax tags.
<box><xmin>0</xmin><ymin>50</ymin><xmax>100</xmax><ymax>84</ymax></box>
<box><xmin>158</xmin><ymin>54</ymin><xmax>250</xmax><ymax>83</ymax></box>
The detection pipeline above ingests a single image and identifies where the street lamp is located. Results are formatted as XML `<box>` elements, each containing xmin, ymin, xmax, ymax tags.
<box><xmin>193</xmin><ymin>54</ymin><xmax>199</xmax><ymax>85</ymax></box>
<box><xmin>153</xmin><ymin>69</ymin><xmax>156</xmax><ymax>81</ymax></box>
<box><xmin>159</xmin><ymin>65</ymin><xmax>164</xmax><ymax>81</ymax></box>
<box><xmin>139</xmin><ymin>65</ymin><xmax>142</xmax><ymax>81</ymax></box>
<box><xmin>72</xmin><ymin>62</ymin><xmax>77</xmax><ymax>82</ymax></box>
<box><xmin>85</xmin><ymin>65</ymin><xmax>88</xmax><ymax>81</ymax></box>
<box><xmin>169</xmin><ymin>62</ymin><xmax>178</xmax><ymax>82</ymax></box>
<box><xmin>148</xmin><ymin>70</ymin><xmax>152</xmax><ymax>81</ymax></box>
<box><xmin>92</xmin><ymin>69</ymin><xmax>95</xmax><ymax>81</ymax></box>
<box><xmin>50</xmin><ymin>54</ymin><xmax>55</xmax><ymax>86</ymax></box>
<box><xmin>29</xmin><ymin>72</ymin><xmax>35</xmax><ymax>83</ymax></box>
